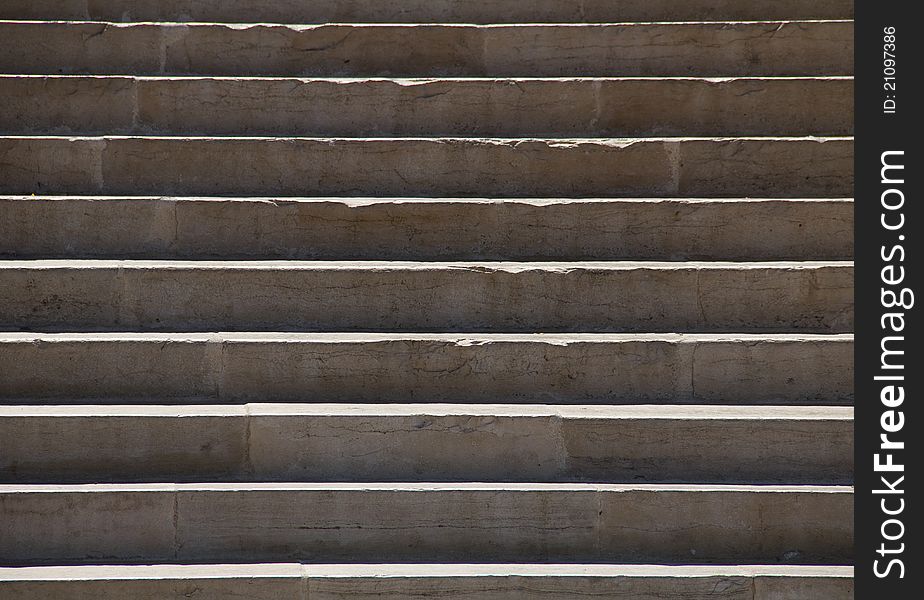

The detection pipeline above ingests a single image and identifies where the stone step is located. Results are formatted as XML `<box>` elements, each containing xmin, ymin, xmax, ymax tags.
<box><xmin>0</xmin><ymin>76</ymin><xmax>854</xmax><ymax>137</ymax></box>
<box><xmin>0</xmin><ymin>260</ymin><xmax>854</xmax><ymax>333</ymax></box>
<box><xmin>0</xmin><ymin>483</ymin><xmax>853</xmax><ymax>565</ymax></box>
<box><xmin>0</xmin><ymin>136</ymin><xmax>853</xmax><ymax>197</ymax></box>
<box><xmin>0</xmin><ymin>21</ymin><xmax>854</xmax><ymax>77</ymax></box>
<box><xmin>0</xmin><ymin>333</ymin><xmax>853</xmax><ymax>404</ymax></box>
<box><xmin>0</xmin><ymin>404</ymin><xmax>854</xmax><ymax>484</ymax></box>
<box><xmin>0</xmin><ymin>197</ymin><xmax>855</xmax><ymax>261</ymax></box>
<box><xmin>0</xmin><ymin>564</ymin><xmax>856</xmax><ymax>599</ymax></box>
<box><xmin>0</xmin><ymin>0</ymin><xmax>856</xmax><ymax>23</ymax></box>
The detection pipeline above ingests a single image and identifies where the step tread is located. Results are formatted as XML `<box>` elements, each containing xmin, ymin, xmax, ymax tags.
<box><xmin>0</xmin><ymin>19</ymin><xmax>857</xmax><ymax>26</ymax></box>
<box><xmin>0</xmin><ymin>134</ymin><xmax>855</xmax><ymax>140</ymax></box>
<box><xmin>0</xmin><ymin>195</ymin><xmax>857</xmax><ymax>203</ymax></box>
<box><xmin>0</xmin><ymin>332</ymin><xmax>855</xmax><ymax>342</ymax></box>
<box><xmin>0</xmin><ymin>563</ymin><xmax>857</xmax><ymax>598</ymax></box>
<box><xmin>0</xmin><ymin>0</ymin><xmax>853</xmax><ymax>23</ymax></box>
<box><xmin>0</xmin><ymin>563</ymin><xmax>856</xmax><ymax>580</ymax></box>
<box><xmin>0</xmin><ymin>0</ymin><xmax>856</xmax><ymax>23</ymax></box>
<box><xmin>0</xmin><ymin>75</ymin><xmax>857</xmax><ymax>81</ymax></box>
<box><xmin>0</xmin><ymin>482</ymin><xmax>853</xmax><ymax>492</ymax></box>
<box><xmin>0</xmin><ymin>403</ymin><xmax>854</xmax><ymax>419</ymax></box>
<box><xmin>0</xmin><ymin>259</ymin><xmax>854</xmax><ymax>268</ymax></box>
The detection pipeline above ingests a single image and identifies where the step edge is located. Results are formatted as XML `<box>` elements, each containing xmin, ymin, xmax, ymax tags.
<box><xmin>0</xmin><ymin>403</ymin><xmax>855</xmax><ymax>420</ymax></box>
<box><xmin>0</xmin><ymin>563</ymin><xmax>855</xmax><ymax>581</ymax></box>
<box><xmin>0</xmin><ymin>482</ymin><xmax>855</xmax><ymax>493</ymax></box>
<box><xmin>0</xmin><ymin>332</ymin><xmax>857</xmax><ymax>342</ymax></box>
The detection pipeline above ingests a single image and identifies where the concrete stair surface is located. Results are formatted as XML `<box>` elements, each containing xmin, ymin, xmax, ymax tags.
<box><xmin>2</xmin><ymin>76</ymin><xmax>854</xmax><ymax>137</ymax></box>
<box><xmin>0</xmin><ymin>21</ymin><xmax>853</xmax><ymax>77</ymax></box>
<box><xmin>1</xmin><ymin>483</ymin><xmax>851</xmax><ymax>565</ymax></box>
<box><xmin>1</xmin><ymin>136</ymin><xmax>853</xmax><ymax>197</ymax></box>
<box><xmin>0</xmin><ymin>197</ymin><xmax>854</xmax><ymax>261</ymax></box>
<box><xmin>0</xmin><ymin>333</ymin><xmax>853</xmax><ymax>404</ymax></box>
<box><xmin>0</xmin><ymin>564</ymin><xmax>855</xmax><ymax>600</ymax></box>
<box><xmin>0</xmin><ymin>260</ymin><xmax>853</xmax><ymax>332</ymax></box>
<box><xmin>0</xmin><ymin>404</ymin><xmax>852</xmax><ymax>484</ymax></box>
<box><xmin>0</xmin><ymin>1</ymin><xmax>855</xmax><ymax>23</ymax></box>
<box><xmin>0</xmin><ymin>1</ymin><xmax>854</xmax><ymax>598</ymax></box>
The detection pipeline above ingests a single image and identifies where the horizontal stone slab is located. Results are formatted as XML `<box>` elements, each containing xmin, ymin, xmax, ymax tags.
<box><xmin>0</xmin><ymin>21</ymin><xmax>854</xmax><ymax>77</ymax></box>
<box><xmin>0</xmin><ymin>137</ymin><xmax>854</xmax><ymax>197</ymax></box>
<box><xmin>0</xmin><ymin>76</ymin><xmax>854</xmax><ymax>137</ymax></box>
<box><xmin>0</xmin><ymin>0</ymin><xmax>856</xmax><ymax>23</ymax></box>
<box><xmin>0</xmin><ymin>197</ymin><xmax>855</xmax><ymax>261</ymax></box>
<box><xmin>0</xmin><ymin>563</ymin><xmax>856</xmax><ymax>600</ymax></box>
<box><xmin>0</xmin><ymin>404</ymin><xmax>853</xmax><ymax>484</ymax></box>
<box><xmin>0</xmin><ymin>483</ymin><xmax>853</xmax><ymax>564</ymax></box>
<box><xmin>0</xmin><ymin>260</ymin><xmax>854</xmax><ymax>333</ymax></box>
<box><xmin>0</xmin><ymin>333</ymin><xmax>854</xmax><ymax>404</ymax></box>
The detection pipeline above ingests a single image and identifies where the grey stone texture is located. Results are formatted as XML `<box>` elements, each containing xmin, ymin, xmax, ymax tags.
<box><xmin>0</xmin><ymin>564</ymin><xmax>855</xmax><ymax>600</ymax></box>
<box><xmin>0</xmin><ymin>0</ymin><xmax>855</xmax><ymax>23</ymax></box>
<box><xmin>0</xmin><ymin>260</ymin><xmax>853</xmax><ymax>332</ymax></box>
<box><xmin>0</xmin><ymin>0</ymin><xmax>854</xmax><ymax>594</ymax></box>
<box><xmin>0</xmin><ymin>76</ymin><xmax>854</xmax><ymax>137</ymax></box>
<box><xmin>0</xmin><ymin>483</ymin><xmax>853</xmax><ymax>565</ymax></box>
<box><xmin>0</xmin><ymin>22</ymin><xmax>853</xmax><ymax>77</ymax></box>
<box><xmin>0</xmin><ymin>333</ymin><xmax>853</xmax><ymax>404</ymax></box>
<box><xmin>0</xmin><ymin>405</ymin><xmax>853</xmax><ymax>484</ymax></box>
<box><xmin>0</xmin><ymin>136</ymin><xmax>853</xmax><ymax>197</ymax></box>
<box><xmin>0</xmin><ymin>197</ymin><xmax>854</xmax><ymax>261</ymax></box>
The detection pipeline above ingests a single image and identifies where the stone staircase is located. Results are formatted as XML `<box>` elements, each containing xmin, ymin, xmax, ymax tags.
<box><xmin>0</xmin><ymin>1</ymin><xmax>854</xmax><ymax>598</ymax></box>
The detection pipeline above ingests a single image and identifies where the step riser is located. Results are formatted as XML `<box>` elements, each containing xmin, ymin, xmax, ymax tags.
<box><xmin>0</xmin><ymin>335</ymin><xmax>854</xmax><ymax>404</ymax></box>
<box><xmin>0</xmin><ymin>571</ymin><xmax>856</xmax><ymax>600</ymax></box>
<box><xmin>0</xmin><ymin>137</ymin><xmax>853</xmax><ymax>198</ymax></box>
<box><xmin>0</xmin><ymin>198</ymin><xmax>856</xmax><ymax>261</ymax></box>
<box><xmin>0</xmin><ymin>487</ymin><xmax>853</xmax><ymax>564</ymax></box>
<box><xmin>0</xmin><ymin>409</ymin><xmax>853</xmax><ymax>484</ymax></box>
<box><xmin>0</xmin><ymin>22</ymin><xmax>854</xmax><ymax>77</ymax></box>
<box><xmin>0</xmin><ymin>0</ymin><xmax>856</xmax><ymax>23</ymax></box>
<box><xmin>1</xmin><ymin>77</ymin><xmax>854</xmax><ymax>137</ymax></box>
<box><xmin>0</xmin><ymin>263</ymin><xmax>854</xmax><ymax>333</ymax></box>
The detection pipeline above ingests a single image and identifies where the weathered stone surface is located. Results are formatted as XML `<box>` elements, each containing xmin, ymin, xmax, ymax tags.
<box><xmin>0</xmin><ymin>405</ymin><xmax>853</xmax><ymax>484</ymax></box>
<box><xmin>307</xmin><ymin>567</ymin><xmax>853</xmax><ymax>600</ymax></box>
<box><xmin>0</xmin><ymin>564</ymin><xmax>304</xmax><ymax>600</ymax></box>
<box><xmin>0</xmin><ymin>0</ymin><xmax>856</xmax><ymax>584</ymax></box>
<box><xmin>0</xmin><ymin>483</ymin><xmax>854</xmax><ymax>564</ymax></box>
<box><xmin>0</xmin><ymin>334</ymin><xmax>220</xmax><ymax>400</ymax></box>
<box><xmin>0</xmin><ymin>22</ymin><xmax>854</xmax><ymax>77</ymax></box>
<box><xmin>0</xmin><ymin>564</ymin><xmax>855</xmax><ymax>600</ymax></box>
<box><xmin>0</xmin><ymin>76</ymin><xmax>854</xmax><ymax>136</ymax></box>
<box><xmin>555</xmin><ymin>405</ymin><xmax>853</xmax><ymax>484</ymax></box>
<box><xmin>0</xmin><ymin>333</ymin><xmax>853</xmax><ymax>404</ymax></box>
<box><xmin>0</xmin><ymin>485</ymin><xmax>175</xmax><ymax>564</ymax></box>
<box><xmin>753</xmin><ymin>572</ymin><xmax>856</xmax><ymax>599</ymax></box>
<box><xmin>0</xmin><ymin>0</ymin><xmax>856</xmax><ymax>23</ymax></box>
<box><xmin>0</xmin><ymin>197</ymin><xmax>855</xmax><ymax>261</ymax></box>
<box><xmin>0</xmin><ymin>137</ymin><xmax>854</xmax><ymax>197</ymax></box>
<box><xmin>0</xmin><ymin>260</ymin><xmax>854</xmax><ymax>333</ymax></box>
<box><xmin>692</xmin><ymin>336</ymin><xmax>855</xmax><ymax>403</ymax></box>
<box><xmin>0</xmin><ymin>406</ymin><xmax>247</xmax><ymax>483</ymax></box>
